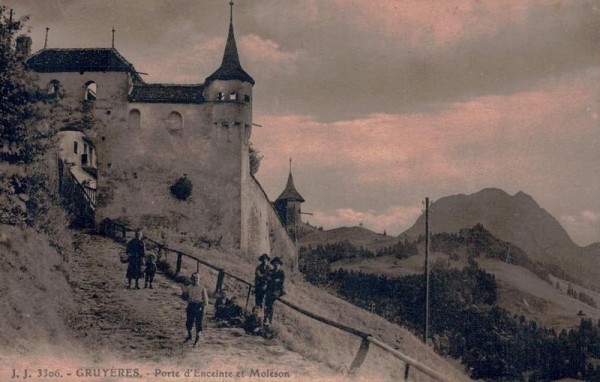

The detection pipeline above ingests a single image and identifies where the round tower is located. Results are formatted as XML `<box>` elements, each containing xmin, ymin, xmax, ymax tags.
<box><xmin>204</xmin><ymin>1</ymin><xmax>254</xmax><ymax>142</ymax></box>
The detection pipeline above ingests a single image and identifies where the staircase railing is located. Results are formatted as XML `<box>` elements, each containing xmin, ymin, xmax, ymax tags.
<box><xmin>102</xmin><ymin>219</ymin><xmax>458</xmax><ymax>382</ymax></box>
<box><xmin>57</xmin><ymin>158</ymin><xmax>96</xmax><ymax>226</ymax></box>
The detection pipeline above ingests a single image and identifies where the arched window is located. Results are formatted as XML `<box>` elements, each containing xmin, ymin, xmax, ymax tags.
<box><xmin>47</xmin><ymin>80</ymin><xmax>60</xmax><ymax>96</ymax></box>
<box><xmin>229</xmin><ymin>92</ymin><xmax>238</xmax><ymax>101</ymax></box>
<box><xmin>84</xmin><ymin>81</ymin><xmax>97</xmax><ymax>101</ymax></box>
<box><xmin>167</xmin><ymin>111</ymin><xmax>183</xmax><ymax>131</ymax></box>
<box><xmin>128</xmin><ymin>109</ymin><xmax>141</xmax><ymax>129</ymax></box>
<box><xmin>216</xmin><ymin>92</ymin><xmax>225</xmax><ymax>101</ymax></box>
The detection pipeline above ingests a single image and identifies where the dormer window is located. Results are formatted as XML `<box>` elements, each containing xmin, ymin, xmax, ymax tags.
<box><xmin>216</xmin><ymin>92</ymin><xmax>225</xmax><ymax>101</ymax></box>
<box><xmin>244</xmin><ymin>95</ymin><xmax>250</xmax><ymax>103</ymax></box>
<box><xmin>229</xmin><ymin>92</ymin><xmax>238</xmax><ymax>101</ymax></box>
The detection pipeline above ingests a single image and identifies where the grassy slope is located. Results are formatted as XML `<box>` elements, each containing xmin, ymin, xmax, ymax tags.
<box><xmin>153</xmin><ymin>237</ymin><xmax>471</xmax><ymax>382</ymax></box>
<box><xmin>0</xmin><ymin>225</ymin><xmax>75</xmax><ymax>351</ymax></box>
<box><xmin>299</xmin><ymin>226</ymin><xmax>399</xmax><ymax>252</ymax></box>
<box><xmin>334</xmin><ymin>249</ymin><xmax>600</xmax><ymax>330</ymax></box>
<box><xmin>0</xmin><ymin>225</ymin><xmax>470</xmax><ymax>382</ymax></box>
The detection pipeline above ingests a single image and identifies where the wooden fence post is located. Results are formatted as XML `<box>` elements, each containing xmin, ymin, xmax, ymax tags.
<box><xmin>349</xmin><ymin>337</ymin><xmax>370</xmax><ymax>374</ymax></box>
<box><xmin>175</xmin><ymin>252</ymin><xmax>183</xmax><ymax>276</ymax></box>
<box><xmin>215</xmin><ymin>269</ymin><xmax>225</xmax><ymax>294</ymax></box>
<box><xmin>245</xmin><ymin>284</ymin><xmax>252</xmax><ymax>310</ymax></box>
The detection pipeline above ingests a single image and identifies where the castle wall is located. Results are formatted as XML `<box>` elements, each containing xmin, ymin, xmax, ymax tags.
<box><xmin>35</xmin><ymin>69</ymin><xmax>297</xmax><ymax>262</ymax></box>
<box><xmin>242</xmin><ymin>177</ymin><xmax>298</xmax><ymax>270</ymax></box>
<box><xmin>96</xmin><ymin>101</ymin><xmax>246</xmax><ymax>248</ymax></box>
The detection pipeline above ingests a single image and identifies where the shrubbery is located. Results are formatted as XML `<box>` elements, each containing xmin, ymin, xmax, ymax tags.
<box><xmin>170</xmin><ymin>176</ymin><xmax>192</xmax><ymax>200</ymax></box>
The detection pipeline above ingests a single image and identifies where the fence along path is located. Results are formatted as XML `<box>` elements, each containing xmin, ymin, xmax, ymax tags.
<box><xmin>103</xmin><ymin>219</ymin><xmax>457</xmax><ymax>382</ymax></box>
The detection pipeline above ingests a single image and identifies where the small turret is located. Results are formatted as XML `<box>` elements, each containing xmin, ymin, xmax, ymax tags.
<box><xmin>275</xmin><ymin>160</ymin><xmax>305</xmax><ymax>240</ymax></box>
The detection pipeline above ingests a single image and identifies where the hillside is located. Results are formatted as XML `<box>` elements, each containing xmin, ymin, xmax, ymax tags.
<box><xmin>331</xmin><ymin>231</ymin><xmax>600</xmax><ymax>331</ymax></box>
<box><xmin>299</xmin><ymin>226</ymin><xmax>399</xmax><ymax>251</ymax></box>
<box><xmin>400</xmin><ymin>188</ymin><xmax>600</xmax><ymax>290</ymax></box>
<box><xmin>1</xmin><ymin>226</ymin><xmax>471</xmax><ymax>382</ymax></box>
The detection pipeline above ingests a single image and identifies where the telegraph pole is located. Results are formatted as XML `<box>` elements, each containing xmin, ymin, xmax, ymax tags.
<box><xmin>424</xmin><ymin>197</ymin><xmax>430</xmax><ymax>343</ymax></box>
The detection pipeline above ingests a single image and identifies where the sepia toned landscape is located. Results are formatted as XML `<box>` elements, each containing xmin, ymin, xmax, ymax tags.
<box><xmin>1</xmin><ymin>1</ymin><xmax>599</xmax><ymax>381</ymax></box>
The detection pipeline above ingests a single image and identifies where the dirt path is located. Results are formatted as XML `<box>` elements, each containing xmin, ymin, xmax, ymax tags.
<box><xmin>66</xmin><ymin>231</ymin><xmax>337</xmax><ymax>381</ymax></box>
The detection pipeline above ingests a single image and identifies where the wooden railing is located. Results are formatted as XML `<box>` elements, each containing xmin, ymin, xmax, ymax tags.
<box><xmin>57</xmin><ymin>158</ymin><xmax>96</xmax><ymax>226</ymax></box>
<box><xmin>103</xmin><ymin>219</ymin><xmax>458</xmax><ymax>382</ymax></box>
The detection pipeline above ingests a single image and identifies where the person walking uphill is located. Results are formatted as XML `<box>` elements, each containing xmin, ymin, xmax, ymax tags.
<box><xmin>182</xmin><ymin>273</ymin><xmax>208</xmax><ymax>347</ymax></box>
<box><xmin>254</xmin><ymin>254</ymin><xmax>271</xmax><ymax>309</ymax></box>
<box><xmin>264</xmin><ymin>257</ymin><xmax>285</xmax><ymax>328</ymax></box>
<box><xmin>125</xmin><ymin>229</ymin><xmax>145</xmax><ymax>289</ymax></box>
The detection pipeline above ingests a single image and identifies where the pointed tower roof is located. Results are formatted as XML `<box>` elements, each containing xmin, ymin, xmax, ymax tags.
<box><xmin>276</xmin><ymin>172</ymin><xmax>305</xmax><ymax>203</ymax></box>
<box><xmin>205</xmin><ymin>2</ymin><xmax>255</xmax><ymax>85</ymax></box>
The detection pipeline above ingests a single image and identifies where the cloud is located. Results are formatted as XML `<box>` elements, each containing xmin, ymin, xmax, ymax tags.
<box><xmin>312</xmin><ymin>205</ymin><xmax>422</xmax><ymax>234</ymax></box>
<box><xmin>240</xmin><ymin>34</ymin><xmax>300</xmax><ymax>67</ymax></box>
<box><xmin>253</xmin><ymin>71</ymin><xmax>600</xmax><ymax>243</ymax></box>
<box><xmin>561</xmin><ymin>210</ymin><xmax>600</xmax><ymax>245</ymax></box>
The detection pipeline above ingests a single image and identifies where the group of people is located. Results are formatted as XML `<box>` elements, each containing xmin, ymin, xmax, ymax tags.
<box><xmin>122</xmin><ymin>231</ymin><xmax>286</xmax><ymax>347</ymax></box>
<box><xmin>180</xmin><ymin>253</ymin><xmax>287</xmax><ymax>346</ymax></box>
<box><xmin>123</xmin><ymin>229</ymin><xmax>156</xmax><ymax>290</ymax></box>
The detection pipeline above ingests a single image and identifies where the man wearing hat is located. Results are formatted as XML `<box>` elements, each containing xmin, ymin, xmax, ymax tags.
<box><xmin>254</xmin><ymin>254</ymin><xmax>271</xmax><ymax>309</ymax></box>
<box><xmin>182</xmin><ymin>273</ymin><xmax>208</xmax><ymax>347</ymax></box>
<box><xmin>264</xmin><ymin>256</ymin><xmax>285</xmax><ymax>328</ymax></box>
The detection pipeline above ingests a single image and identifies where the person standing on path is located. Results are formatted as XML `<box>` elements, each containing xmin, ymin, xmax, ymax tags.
<box><xmin>182</xmin><ymin>273</ymin><xmax>208</xmax><ymax>347</ymax></box>
<box><xmin>125</xmin><ymin>229</ymin><xmax>145</xmax><ymax>289</ymax></box>
<box><xmin>254</xmin><ymin>254</ymin><xmax>271</xmax><ymax>309</ymax></box>
<box><xmin>144</xmin><ymin>254</ymin><xmax>157</xmax><ymax>289</ymax></box>
<box><xmin>264</xmin><ymin>257</ymin><xmax>285</xmax><ymax>328</ymax></box>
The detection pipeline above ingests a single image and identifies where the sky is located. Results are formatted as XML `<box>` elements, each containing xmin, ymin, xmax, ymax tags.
<box><xmin>7</xmin><ymin>0</ymin><xmax>600</xmax><ymax>245</ymax></box>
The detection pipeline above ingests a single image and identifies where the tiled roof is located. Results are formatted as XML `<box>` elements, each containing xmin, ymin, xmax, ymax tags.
<box><xmin>27</xmin><ymin>48</ymin><xmax>142</xmax><ymax>82</ymax></box>
<box><xmin>128</xmin><ymin>83</ymin><xmax>205</xmax><ymax>104</ymax></box>
<box><xmin>276</xmin><ymin>172</ymin><xmax>305</xmax><ymax>202</ymax></box>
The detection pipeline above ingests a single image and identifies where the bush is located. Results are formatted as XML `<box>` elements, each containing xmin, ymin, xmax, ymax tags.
<box><xmin>170</xmin><ymin>176</ymin><xmax>192</xmax><ymax>200</ymax></box>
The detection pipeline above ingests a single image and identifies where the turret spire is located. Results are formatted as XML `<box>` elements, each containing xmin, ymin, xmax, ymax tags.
<box><xmin>276</xmin><ymin>164</ymin><xmax>305</xmax><ymax>203</ymax></box>
<box><xmin>205</xmin><ymin>1</ymin><xmax>255</xmax><ymax>85</ymax></box>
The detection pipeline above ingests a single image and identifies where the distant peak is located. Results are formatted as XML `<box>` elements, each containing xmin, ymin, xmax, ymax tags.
<box><xmin>475</xmin><ymin>188</ymin><xmax>509</xmax><ymax>196</ymax></box>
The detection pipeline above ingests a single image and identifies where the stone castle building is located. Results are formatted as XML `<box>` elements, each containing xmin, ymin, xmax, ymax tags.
<box><xmin>22</xmin><ymin>5</ymin><xmax>304</xmax><ymax>266</ymax></box>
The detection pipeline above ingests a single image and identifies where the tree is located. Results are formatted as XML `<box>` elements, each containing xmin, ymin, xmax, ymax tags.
<box><xmin>0</xmin><ymin>7</ymin><xmax>37</xmax><ymax>165</ymax></box>
<box><xmin>249</xmin><ymin>143</ymin><xmax>263</xmax><ymax>176</ymax></box>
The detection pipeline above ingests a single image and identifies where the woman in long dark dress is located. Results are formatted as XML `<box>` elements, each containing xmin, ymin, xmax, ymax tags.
<box><xmin>125</xmin><ymin>229</ymin><xmax>145</xmax><ymax>289</ymax></box>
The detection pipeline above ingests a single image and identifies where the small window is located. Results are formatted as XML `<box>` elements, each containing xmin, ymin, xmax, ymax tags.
<box><xmin>73</xmin><ymin>141</ymin><xmax>78</xmax><ymax>154</ymax></box>
<box><xmin>244</xmin><ymin>94</ymin><xmax>250</xmax><ymax>103</ymax></box>
<box><xmin>229</xmin><ymin>92</ymin><xmax>237</xmax><ymax>101</ymax></box>
<box><xmin>216</xmin><ymin>92</ymin><xmax>225</xmax><ymax>101</ymax></box>
<box><xmin>128</xmin><ymin>109</ymin><xmax>141</xmax><ymax>129</ymax></box>
<box><xmin>47</xmin><ymin>80</ymin><xmax>60</xmax><ymax>96</ymax></box>
<box><xmin>84</xmin><ymin>81</ymin><xmax>97</xmax><ymax>101</ymax></box>
<box><xmin>167</xmin><ymin>111</ymin><xmax>183</xmax><ymax>131</ymax></box>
